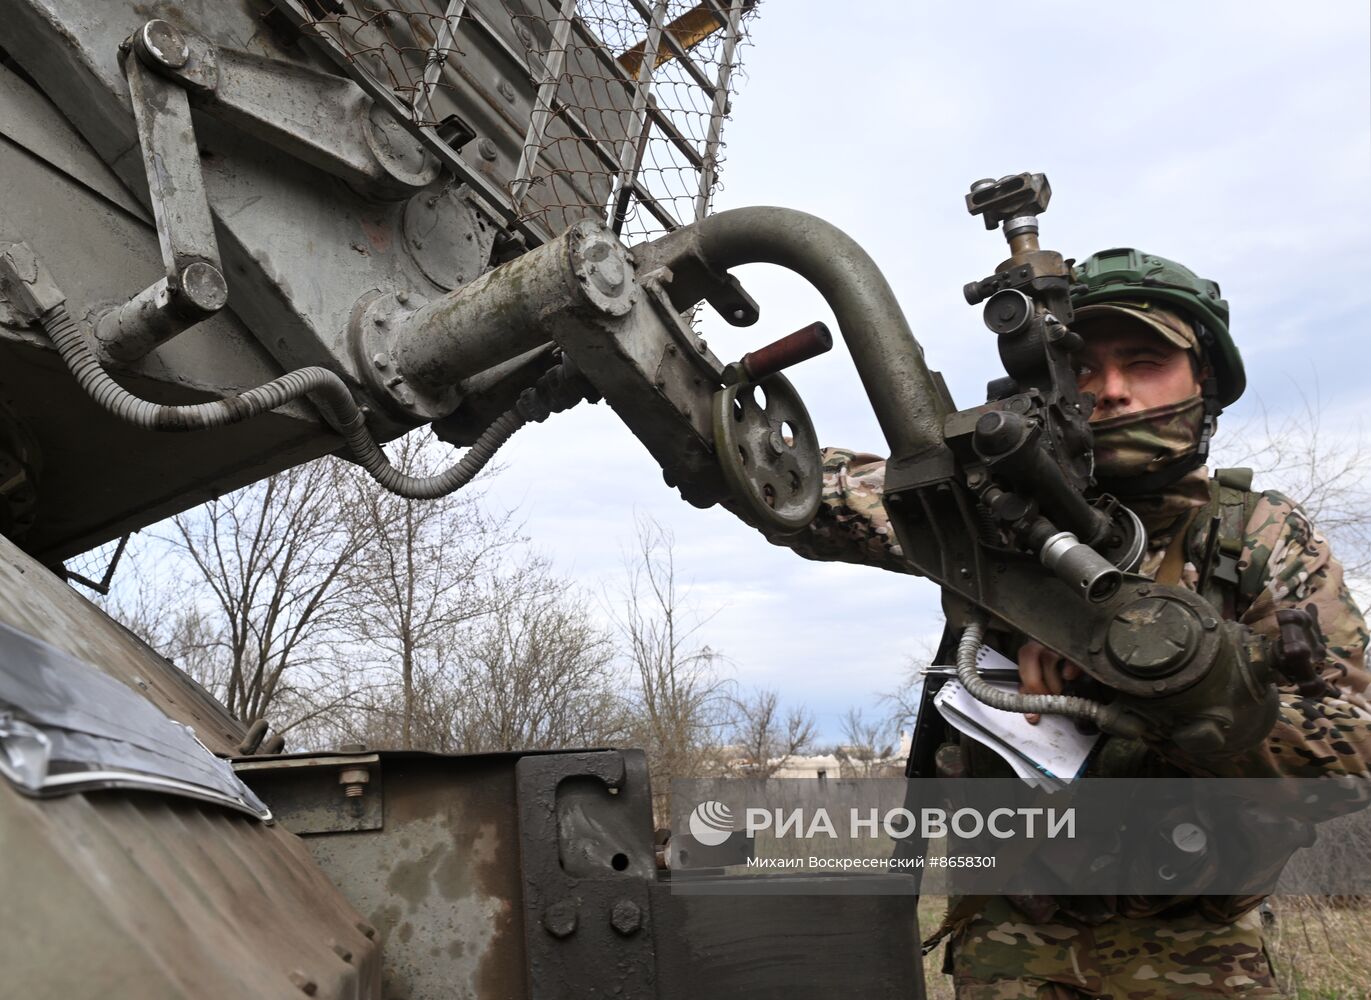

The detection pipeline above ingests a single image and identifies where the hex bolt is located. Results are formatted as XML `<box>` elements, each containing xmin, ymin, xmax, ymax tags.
<box><xmin>477</xmin><ymin>138</ymin><xmax>498</xmax><ymax>161</ymax></box>
<box><xmin>498</xmin><ymin>79</ymin><xmax>516</xmax><ymax>102</ymax></box>
<box><xmin>610</xmin><ymin>899</ymin><xmax>642</xmax><ymax>936</ymax></box>
<box><xmin>542</xmin><ymin>899</ymin><xmax>578</xmax><ymax>938</ymax></box>
<box><xmin>339</xmin><ymin>767</ymin><xmax>370</xmax><ymax>798</ymax></box>
<box><xmin>1202</xmin><ymin>617</ymin><xmax>1218</xmax><ymax>631</ymax></box>
<box><xmin>355</xmin><ymin>921</ymin><xmax>377</xmax><ymax>940</ymax></box>
<box><xmin>372</xmin><ymin>353</ymin><xmax>390</xmax><ymax>370</ymax></box>
<box><xmin>289</xmin><ymin>971</ymin><xmax>318</xmax><ymax>996</ymax></box>
<box><xmin>331</xmin><ymin>942</ymin><xmax>354</xmax><ymax>964</ymax></box>
<box><xmin>395</xmin><ymin>289</ymin><xmax>410</xmax><ymax>304</ymax></box>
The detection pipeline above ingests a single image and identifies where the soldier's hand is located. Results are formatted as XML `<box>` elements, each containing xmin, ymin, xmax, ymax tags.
<box><xmin>1017</xmin><ymin>640</ymin><xmax>1083</xmax><ymax>725</ymax></box>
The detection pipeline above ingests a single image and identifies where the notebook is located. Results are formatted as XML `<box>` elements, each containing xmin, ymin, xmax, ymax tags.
<box><xmin>931</xmin><ymin>645</ymin><xmax>1100</xmax><ymax>791</ymax></box>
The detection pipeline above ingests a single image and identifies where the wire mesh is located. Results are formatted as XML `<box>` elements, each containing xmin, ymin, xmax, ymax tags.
<box><xmin>284</xmin><ymin>0</ymin><xmax>756</xmax><ymax>244</ymax></box>
<box><xmin>62</xmin><ymin>533</ymin><xmax>131</xmax><ymax>595</ymax></box>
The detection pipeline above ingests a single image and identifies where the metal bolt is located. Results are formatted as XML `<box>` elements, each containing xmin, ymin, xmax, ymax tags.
<box><xmin>355</xmin><ymin>921</ymin><xmax>377</xmax><ymax>939</ymax></box>
<box><xmin>732</xmin><ymin>309</ymin><xmax>746</xmax><ymax>321</ymax></box>
<box><xmin>1153</xmin><ymin>680</ymin><xmax>1167</xmax><ymax>693</ymax></box>
<box><xmin>610</xmin><ymin>899</ymin><xmax>642</xmax><ymax>936</ymax></box>
<box><xmin>516</xmin><ymin>24</ymin><xmax>533</xmax><ymax>46</ymax></box>
<box><xmin>498</xmin><ymin>79</ymin><xmax>516</xmax><ymax>102</ymax></box>
<box><xmin>289</xmin><ymin>971</ymin><xmax>318</xmax><ymax>996</ymax></box>
<box><xmin>395</xmin><ymin>289</ymin><xmax>409</xmax><ymax>304</ymax></box>
<box><xmin>331</xmin><ymin>942</ymin><xmax>354</xmax><ymax>963</ymax></box>
<box><xmin>372</xmin><ymin>353</ymin><xmax>390</xmax><ymax>370</ymax></box>
<box><xmin>386</xmin><ymin>375</ymin><xmax>405</xmax><ymax>389</ymax></box>
<box><xmin>477</xmin><ymin>138</ymin><xmax>498</xmax><ymax>161</ymax></box>
<box><xmin>1201</xmin><ymin>617</ymin><xmax>1218</xmax><ymax>631</ymax></box>
<box><xmin>696</xmin><ymin>339</ymin><xmax>707</xmax><ymax>353</ymax></box>
<box><xmin>339</xmin><ymin>767</ymin><xmax>370</xmax><ymax>798</ymax></box>
<box><xmin>543</xmin><ymin>899</ymin><xmax>578</xmax><ymax>938</ymax></box>
<box><xmin>176</xmin><ymin>261</ymin><xmax>228</xmax><ymax>313</ymax></box>
<box><xmin>666</xmin><ymin>343</ymin><xmax>678</xmax><ymax>355</ymax></box>
<box><xmin>140</xmin><ymin>19</ymin><xmax>189</xmax><ymax>69</ymax></box>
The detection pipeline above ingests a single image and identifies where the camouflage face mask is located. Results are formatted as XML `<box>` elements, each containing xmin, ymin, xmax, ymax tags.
<box><xmin>1090</xmin><ymin>393</ymin><xmax>1206</xmax><ymax>481</ymax></box>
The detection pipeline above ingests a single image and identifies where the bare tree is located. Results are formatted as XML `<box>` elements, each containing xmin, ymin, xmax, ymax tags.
<box><xmin>727</xmin><ymin>688</ymin><xmax>816</xmax><ymax>778</ymax></box>
<box><xmin>1217</xmin><ymin>386</ymin><xmax>1371</xmax><ymax>579</ymax></box>
<box><xmin>611</xmin><ymin>516</ymin><xmax>731</xmax><ymax>818</ymax></box>
<box><xmin>452</xmin><ymin>558</ymin><xmax>630</xmax><ymax>751</ymax></box>
<box><xmin>168</xmin><ymin>457</ymin><xmax>375</xmax><ymax>731</ymax></box>
<box><xmin>834</xmin><ymin>707</ymin><xmax>897</xmax><ymax>778</ymax></box>
<box><xmin>343</xmin><ymin>432</ymin><xmax>514</xmax><ymax>748</ymax></box>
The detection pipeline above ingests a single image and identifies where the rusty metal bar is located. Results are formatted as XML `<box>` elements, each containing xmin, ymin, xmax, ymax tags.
<box><xmin>622</xmin><ymin>0</ymin><xmax>718</xmax><ymax>93</ymax></box>
<box><xmin>739</xmin><ymin>321</ymin><xmax>834</xmax><ymax>381</ymax></box>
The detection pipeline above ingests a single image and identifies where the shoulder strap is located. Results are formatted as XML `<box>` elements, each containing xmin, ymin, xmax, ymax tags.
<box><xmin>1189</xmin><ymin>468</ymin><xmax>1266</xmax><ymax>613</ymax></box>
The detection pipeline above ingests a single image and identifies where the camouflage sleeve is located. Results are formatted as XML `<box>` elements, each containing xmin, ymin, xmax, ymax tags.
<box><xmin>766</xmin><ymin>448</ymin><xmax>915</xmax><ymax>575</ymax></box>
<box><xmin>1159</xmin><ymin>491</ymin><xmax>1371</xmax><ymax>779</ymax></box>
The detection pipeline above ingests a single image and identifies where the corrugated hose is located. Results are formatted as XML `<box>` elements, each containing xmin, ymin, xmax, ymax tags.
<box><xmin>39</xmin><ymin>302</ymin><xmax>577</xmax><ymax>500</ymax></box>
<box><xmin>956</xmin><ymin>613</ymin><xmax>1104</xmax><ymax>723</ymax></box>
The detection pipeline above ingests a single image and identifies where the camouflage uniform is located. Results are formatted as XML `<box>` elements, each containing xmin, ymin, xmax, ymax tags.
<box><xmin>772</xmin><ymin>446</ymin><xmax>1371</xmax><ymax>998</ymax></box>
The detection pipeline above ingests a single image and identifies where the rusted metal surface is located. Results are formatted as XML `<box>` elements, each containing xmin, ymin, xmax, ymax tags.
<box><xmin>737</xmin><ymin>320</ymin><xmax>833</xmax><ymax>382</ymax></box>
<box><xmin>243</xmin><ymin>752</ymin><xmax>533</xmax><ymax>1000</ymax></box>
<box><xmin>237</xmin><ymin>753</ymin><xmax>385</xmax><ymax>834</ymax></box>
<box><xmin>0</xmin><ymin>779</ymin><xmax>382</xmax><ymax>998</ymax></box>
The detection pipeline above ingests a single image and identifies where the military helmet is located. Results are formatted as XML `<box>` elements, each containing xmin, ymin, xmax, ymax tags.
<box><xmin>1071</xmin><ymin>248</ymin><xmax>1245</xmax><ymax>408</ymax></box>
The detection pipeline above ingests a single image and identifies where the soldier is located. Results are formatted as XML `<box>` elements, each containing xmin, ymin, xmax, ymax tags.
<box><xmin>773</xmin><ymin>249</ymin><xmax>1371</xmax><ymax>998</ymax></box>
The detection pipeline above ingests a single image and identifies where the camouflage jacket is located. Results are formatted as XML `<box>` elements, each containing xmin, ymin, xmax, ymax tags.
<box><xmin>771</xmin><ymin>448</ymin><xmax>1371</xmax><ymax>781</ymax></box>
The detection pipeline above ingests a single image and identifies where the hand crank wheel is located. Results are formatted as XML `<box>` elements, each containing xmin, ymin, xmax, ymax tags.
<box><xmin>712</xmin><ymin>373</ymin><xmax>822</xmax><ymax>532</ymax></box>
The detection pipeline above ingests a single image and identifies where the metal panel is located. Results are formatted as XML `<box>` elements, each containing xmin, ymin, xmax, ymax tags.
<box><xmin>245</xmin><ymin>751</ymin><xmax>535</xmax><ymax>1000</ymax></box>
<box><xmin>0</xmin><ymin>782</ymin><xmax>382</xmax><ymax>998</ymax></box>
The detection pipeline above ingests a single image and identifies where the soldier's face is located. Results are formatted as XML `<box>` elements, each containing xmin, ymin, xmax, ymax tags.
<box><xmin>1074</xmin><ymin>326</ymin><xmax>1201</xmax><ymax>421</ymax></box>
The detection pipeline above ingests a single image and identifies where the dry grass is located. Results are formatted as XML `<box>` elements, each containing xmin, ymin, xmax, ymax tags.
<box><xmin>1266</xmin><ymin>896</ymin><xmax>1371</xmax><ymax>999</ymax></box>
<box><xmin>916</xmin><ymin>895</ymin><xmax>1371</xmax><ymax>1000</ymax></box>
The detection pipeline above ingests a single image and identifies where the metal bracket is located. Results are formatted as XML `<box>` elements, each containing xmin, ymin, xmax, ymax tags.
<box><xmin>140</xmin><ymin>21</ymin><xmax>440</xmax><ymax>200</ymax></box>
<box><xmin>516</xmin><ymin>750</ymin><xmax>658</xmax><ymax>1000</ymax></box>
<box><xmin>95</xmin><ymin>22</ymin><xmax>229</xmax><ymax>363</ymax></box>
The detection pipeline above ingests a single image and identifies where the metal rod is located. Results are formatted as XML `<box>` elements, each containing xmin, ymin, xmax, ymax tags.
<box><xmin>414</xmin><ymin>0</ymin><xmax>470</xmax><ymax>122</ymax></box>
<box><xmin>510</xmin><ymin>0</ymin><xmax>579</xmax><ymax>210</ymax></box>
<box><xmin>695</xmin><ymin>0</ymin><xmax>743</xmax><ymax>219</ymax></box>
<box><xmin>609</xmin><ymin>0</ymin><xmax>670</xmax><ymax>233</ymax></box>
<box><xmin>460</xmin><ymin>3</ymin><xmax>706</xmax><ymax>170</ymax></box>
<box><xmin>622</xmin><ymin>0</ymin><xmax>719</xmax><ymax>93</ymax></box>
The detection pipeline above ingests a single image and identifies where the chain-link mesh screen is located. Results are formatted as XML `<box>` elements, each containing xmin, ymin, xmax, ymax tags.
<box><xmin>62</xmin><ymin>534</ymin><xmax>130</xmax><ymax>594</ymax></box>
<box><xmin>284</xmin><ymin>0</ymin><xmax>755</xmax><ymax>244</ymax></box>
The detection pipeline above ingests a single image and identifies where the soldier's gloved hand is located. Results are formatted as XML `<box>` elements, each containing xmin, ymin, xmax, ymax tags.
<box><xmin>1017</xmin><ymin>640</ymin><xmax>1083</xmax><ymax>725</ymax></box>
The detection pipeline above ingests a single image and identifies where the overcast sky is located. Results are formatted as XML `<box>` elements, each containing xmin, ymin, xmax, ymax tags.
<box><xmin>464</xmin><ymin>1</ymin><xmax>1371</xmax><ymax>745</ymax></box>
